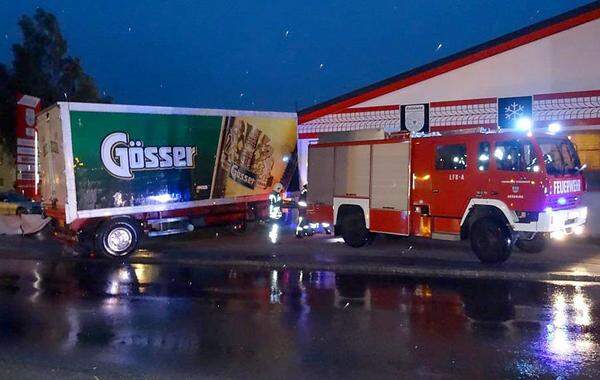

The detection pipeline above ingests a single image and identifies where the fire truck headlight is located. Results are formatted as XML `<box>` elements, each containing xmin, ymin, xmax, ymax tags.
<box><xmin>298</xmin><ymin>201</ymin><xmax>307</xmax><ymax>207</ymax></box>
<box><xmin>548</xmin><ymin>122</ymin><xmax>561</xmax><ymax>134</ymax></box>
<box><xmin>550</xmin><ymin>230</ymin><xmax>566</xmax><ymax>240</ymax></box>
<box><xmin>573</xmin><ymin>225</ymin><xmax>584</xmax><ymax>236</ymax></box>
<box><xmin>321</xmin><ymin>222</ymin><xmax>330</xmax><ymax>228</ymax></box>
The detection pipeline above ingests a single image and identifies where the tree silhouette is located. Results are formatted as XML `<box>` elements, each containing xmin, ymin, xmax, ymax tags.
<box><xmin>0</xmin><ymin>8</ymin><xmax>111</xmax><ymax>151</ymax></box>
<box><xmin>0</xmin><ymin>64</ymin><xmax>16</xmax><ymax>149</ymax></box>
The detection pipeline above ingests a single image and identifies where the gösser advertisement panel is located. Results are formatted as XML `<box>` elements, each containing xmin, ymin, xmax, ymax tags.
<box><xmin>63</xmin><ymin>103</ymin><xmax>296</xmax><ymax>223</ymax></box>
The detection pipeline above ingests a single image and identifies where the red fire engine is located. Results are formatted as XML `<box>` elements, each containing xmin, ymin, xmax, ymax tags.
<box><xmin>307</xmin><ymin>129</ymin><xmax>587</xmax><ymax>263</ymax></box>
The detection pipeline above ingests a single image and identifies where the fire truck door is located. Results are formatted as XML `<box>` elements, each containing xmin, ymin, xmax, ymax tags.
<box><xmin>431</xmin><ymin>143</ymin><xmax>468</xmax><ymax>217</ymax></box>
<box><xmin>473</xmin><ymin>141</ymin><xmax>492</xmax><ymax>198</ymax></box>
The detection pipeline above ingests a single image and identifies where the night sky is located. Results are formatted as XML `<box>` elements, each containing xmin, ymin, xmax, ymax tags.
<box><xmin>0</xmin><ymin>1</ymin><xmax>593</xmax><ymax>112</ymax></box>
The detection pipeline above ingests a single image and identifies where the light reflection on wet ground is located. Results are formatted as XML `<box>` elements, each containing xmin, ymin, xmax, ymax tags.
<box><xmin>1</xmin><ymin>259</ymin><xmax>600</xmax><ymax>378</ymax></box>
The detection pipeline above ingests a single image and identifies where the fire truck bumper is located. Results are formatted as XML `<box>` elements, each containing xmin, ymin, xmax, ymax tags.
<box><xmin>513</xmin><ymin>207</ymin><xmax>587</xmax><ymax>235</ymax></box>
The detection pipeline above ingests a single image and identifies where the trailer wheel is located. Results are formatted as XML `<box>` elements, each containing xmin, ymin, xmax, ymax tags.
<box><xmin>516</xmin><ymin>234</ymin><xmax>547</xmax><ymax>253</ymax></box>
<box><xmin>96</xmin><ymin>217</ymin><xmax>140</xmax><ymax>259</ymax></box>
<box><xmin>470</xmin><ymin>217</ymin><xmax>512</xmax><ymax>264</ymax></box>
<box><xmin>341</xmin><ymin>213</ymin><xmax>369</xmax><ymax>248</ymax></box>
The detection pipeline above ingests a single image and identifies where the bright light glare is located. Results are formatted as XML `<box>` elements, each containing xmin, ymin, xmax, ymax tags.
<box><xmin>321</xmin><ymin>222</ymin><xmax>330</xmax><ymax>228</ymax></box>
<box><xmin>548</xmin><ymin>329</ymin><xmax>570</xmax><ymax>355</ymax></box>
<box><xmin>517</xmin><ymin>117</ymin><xmax>533</xmax><ymax>131</ymax></box>
<box><xmin>269</xmin><ymin>224</ymin><xmax>279</xmax><ymax>243</ymax></box>
<box><xmin>118</xmin><ymin>268</ymin><xmax>130</xmax><ymax>282</ymax></box>
<box><xmin>544</xmin><ymin>207</ymin><xmax>553</xmax><ymax>212</ymax></box>
<box><xmin>494</xmin><ymin>148</ymin><xmax>504</xmax><ymax>160</ymax></box>
<box><xmin>149</xmin><ymin>193</ymin><xmax>174</xmax><ymax>203</ymax></box>
<box><xmin>282</xmin><ymin>155</ymin><xmax>290</xmax><ymax>162</ymax></box>
<box><xmin>557</xmin><ymin>197</ymin><xmax>567</xmax><ymax>205</ymax></box>
<box><xmin>548</xmin><ymin>122</ymin><xmax>561</xmax><ymax>134</ymax></box>
<box><xmin>573</xmin><ymin>225</ymin><xmax>584</xmax><ymax>236</ymax></box>
<box><xmin>551</xmin><ymin>230</ymin><xmax>566</xmax><ymax>240</ymax></box>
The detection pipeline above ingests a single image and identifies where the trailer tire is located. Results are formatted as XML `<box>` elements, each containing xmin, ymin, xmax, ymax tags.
<box><xmin>516</xmin><ymin>234</ymin><xmax>547</xmax><ymax>253</ymax></box>
<box><xmin>341</xmin><ymin>213</ymin><xmax>370</xmax><ymax>248</ymax></box>
<box><xmin>96</xmin><ymin>217</ymin><xmax>140</xmax><ymax>259</ymax></box>
<box><xmin>470</xmin><ymin>217</ymin><xmax>512</xmax><ymax>264</ymax></box>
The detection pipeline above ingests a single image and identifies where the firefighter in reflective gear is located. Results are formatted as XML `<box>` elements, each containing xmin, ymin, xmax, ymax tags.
<box><xmin>296</xmin><ymin>184</ymin><xmax>312</xmax><ymax>237</ymax></box>
<box><xmin>269</xmin><ymin>182</ymin><xmax>284</xmax><ymax>220</ymax></box>
<box><xmin>268</xmin><ymin>183</ymin><xmax>284</xmax><ymax>243</ymax></box>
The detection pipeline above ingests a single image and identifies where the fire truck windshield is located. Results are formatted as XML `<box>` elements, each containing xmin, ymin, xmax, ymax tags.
<box><xmin>537</xmin><ymin>137</ymin><xmax>582</xmax><ymax>176</ymax></box>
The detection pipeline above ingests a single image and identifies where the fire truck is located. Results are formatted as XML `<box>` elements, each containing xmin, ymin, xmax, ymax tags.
<box><xmin>307</xmin><ymin>129</ymin><xmax>587</xmax><ymax>263</ymax></box>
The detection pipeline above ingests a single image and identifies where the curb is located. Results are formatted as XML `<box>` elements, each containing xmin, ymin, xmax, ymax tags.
<box><xmin>1</xmin><ymin>253</ymin><xmax>599</xmax><ymax>283</ymax></box>
<box><xmin>129</xmin><ymin>256</ymin><xmax>600</xmax><ymax>283</ymax></box>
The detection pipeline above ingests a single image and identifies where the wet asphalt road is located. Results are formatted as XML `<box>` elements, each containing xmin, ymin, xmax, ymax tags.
<box><xmin>1</xmin><ymin>223</ymin><xmax>599</xmax><ymax>282</ymax></box>
<box><xmin>1</xmin><ymin>256</ymin><xmax>600</xmax><ymax>379</ymax></box>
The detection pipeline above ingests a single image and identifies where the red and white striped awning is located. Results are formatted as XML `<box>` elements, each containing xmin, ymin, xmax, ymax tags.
<box><xmin>298</xmin><ymin>89</ymin><xmax>600</xmax><ymax>137</ymax></box>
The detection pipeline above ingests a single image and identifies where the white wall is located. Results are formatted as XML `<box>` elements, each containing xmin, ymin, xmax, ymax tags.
<box><xmin>297</xmin><ymin>138</ymin><xmax>317</xmax><ymax>186</ymax></box>
<box><xmin>354</xmin><ymin>18</ymin><xmax>600</xmax><ymax>108</ymax></box>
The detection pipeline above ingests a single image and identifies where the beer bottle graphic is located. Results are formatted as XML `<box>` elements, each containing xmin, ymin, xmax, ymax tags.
<box><xmin>212</xmin><ymin>117</ymin><xmax>274</xmax><ymax>197</ymax></box>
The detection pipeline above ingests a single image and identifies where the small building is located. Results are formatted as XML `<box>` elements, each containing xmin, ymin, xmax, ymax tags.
<box><xmin>297</xmin><ymin>2</ymin><xmax>600</xmax><ymax>189</ymax></box>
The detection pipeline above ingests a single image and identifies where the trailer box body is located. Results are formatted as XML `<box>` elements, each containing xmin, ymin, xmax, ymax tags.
<box><xmin>37</xmin><ymin>102</ymin><xmax>296</xmax><ymax>255</ymax></box>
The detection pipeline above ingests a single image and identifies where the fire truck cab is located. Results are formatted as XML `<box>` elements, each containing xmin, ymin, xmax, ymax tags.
<box><xmin>307</xmin><ymin>130</ymin><xmax>587</xmax><ymax>263</ymax></box>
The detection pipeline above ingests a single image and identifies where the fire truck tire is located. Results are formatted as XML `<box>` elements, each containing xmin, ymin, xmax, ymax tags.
<box><xmin>470</xmin><ymin>217</ymin><xmax>512</xmax><ymax>264</ymax></box>
<box><xmin>341</xmin><ymin>213</ymin><xmax>369</xmax><ymax>248</ymax></box>
<box><xmin>516</xmin><ymin>234</ymin><xmax>547</xmax><ymax>253</ymax></box>
<box><xmin>95</xmin><ymin>217</ymin><xmax>140</xmax><ymax>259</ymax></box>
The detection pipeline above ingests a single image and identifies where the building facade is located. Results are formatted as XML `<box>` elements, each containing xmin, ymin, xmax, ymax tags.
<box><xmin>297</xmin><ymin>2</ymin><xmax>600</xmax><ymax>189</ymax></box>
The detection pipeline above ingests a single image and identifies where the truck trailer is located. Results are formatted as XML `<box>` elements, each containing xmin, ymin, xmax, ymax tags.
<box><xmin>307</xmin><ymin>129</ymin><xmax>587</xmax><ymax>263</ymax></box>
<box><xmin>38</xmin><ymin>102</ymin><xmax>297</xmax><ymax>258</ymax></box>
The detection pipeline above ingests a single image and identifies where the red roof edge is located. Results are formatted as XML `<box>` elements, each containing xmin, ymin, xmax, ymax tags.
<box><xmin>298</xmin><ymin>2</ymin><xmax>600</xmax><ymax>124</ymax></box>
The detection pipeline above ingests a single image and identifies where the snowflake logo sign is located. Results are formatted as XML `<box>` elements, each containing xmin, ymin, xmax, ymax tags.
<box><xmin>497</xmin><ymin>96</ymin><xmax>532</xmax><ymax>129</ymax></box>
<box><xmin>504</xmin><ymin>102</ymin><xmax>524</xmax><ymax>120</ymax></box>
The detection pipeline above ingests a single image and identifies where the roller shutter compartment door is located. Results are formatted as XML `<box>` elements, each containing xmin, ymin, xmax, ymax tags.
<box><xmin>307</xmin><ymin>146</ymin><xmax>334</xmax><ymax>205</ymax></box>
<box><xmin>371</xmin><ymin>142</ymin><xmax>410</xmax><ymax>211</ymax></box>
<box><xmin>334</xmin><ymin>145</ymin><xmax>370</xmax><ymax>198</ymax></box>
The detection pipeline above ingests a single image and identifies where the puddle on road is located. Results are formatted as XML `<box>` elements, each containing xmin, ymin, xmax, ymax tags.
<box><xmin>0</xmin><ymin>259</ymin><xmax>599</xmax><ymax>378</ymax></box>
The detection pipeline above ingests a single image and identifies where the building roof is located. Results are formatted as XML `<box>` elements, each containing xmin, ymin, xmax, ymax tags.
<box><xmin>299</xmin><ymin>1</ymin><xmax>600</xmax><ymax>124</ymax></box>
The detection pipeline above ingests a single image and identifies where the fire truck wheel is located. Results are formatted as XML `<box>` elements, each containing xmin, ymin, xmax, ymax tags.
<box><xmin>470</xmin><ymin>217</ymin><xmax>512</xmax><ymax>264</ymax></box>
<box><xmin>96</xmin><ymin>217</ymin><xmax>140</xmax><ymax>259</ymax></box>
<box><xmin>516</xmin><ymin>234</ymin><xmax>547</xmax><ymax>253</ymax></box>
<box><xmin>341</xmin><ymin>213</ymin><xmax>369</xmax><ymax>248</ymax></box>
